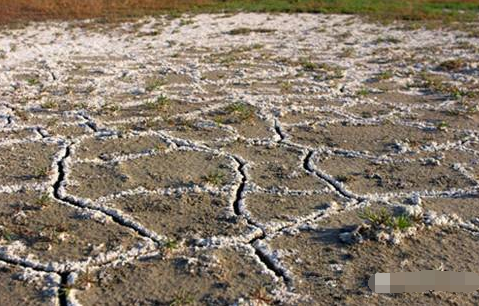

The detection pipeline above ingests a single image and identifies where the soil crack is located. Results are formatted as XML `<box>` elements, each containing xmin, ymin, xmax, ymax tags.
<box><xmin>58</xmin><ymin>272</ymin><xmax>69</xmax><ymax>306</ymax></box>
<box><xmin>232</xmin><ymin>156</ymin><xmax>291</xmax><ymax>286</ymax></box>
<box><xmin>274</xmin><ymin>119</ymin><xmax>286</xmax><ymax>142</ymax></box>
<box><xmin>232</xmin><ymin>157</ymin><xmax>247</xmax><ymax>216</ymax></box>
<box><xmin>78</xmin><ymin>112</ymin><xmax>98</xmax><ymax>132</ymax></box>
<box><xmin>303</xmin><ymin>150</ymin><xmax>361</xmax><ymax>200</ymax></box>
<box><xmin>51</xmin><ymin>143</ymin><xmax>162</xmax><ymax>244</ymax></box>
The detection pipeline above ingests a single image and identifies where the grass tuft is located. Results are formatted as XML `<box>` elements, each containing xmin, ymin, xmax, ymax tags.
<box><xmin>392</xmin><ymin>214</ymin><xmax>413</xmax><ymax>231</ymax></box>
<box><xmin>436</xmin><ymin>121</ymin><xmax>449</xmax><ymax>131</ymax></box>
<box><xmin>358</xmin><ymin>207</ymin><xmax>416</xmax><ymax>232</ymax></box>
<box><xmin>170</xmin><ymin>289</ymin><xmax>194</xmax><ymax>306</ymax></box>
<box><xmin>225</xmin><ymin>102</ymin><xmax>255</xmax><ymax>121</ymax></box>
<box><xmin>34</xmin><ymin>167</ymin><xmax>51</xmax><ymax>178</ymax></box>
<box><xmin>146</xmin><ymin>95</ymin><xmax>170</xmax><ymax>111</ymax></box>
<box><xmin>416</xmin><ymin>72</ymin><xmax>465</xmax><ymax>99</ymax></box>
<box><xmin>0</xmin><ymin>227</ymin><xmax>13</xmax><ymax>241</ymax></box>
<box><xmin>35</xmin><ymin>193</ymin><xmax>51</xmax><ymax>208</ymax></box>
<box><xmin>356</xmin><ymin>88</ymin><xmax>371</xmax><ymax>96</ymax></box>
<box><xmin>438</xmin><ymin>59</ymin><xmax>465</xmax><ymax>72</ymax></box>
<box><xmin>42</xmin><ymin>100</ymin><xmax>58</xmax><ymax>109</ymax></box>
<box><xmin>164</xmin><ymin>239</ymin><xmax>178</xmax><ymax>250</ymax></box>
<box><xmin>145</xmin><ymin>78</ymin><xmax>166</xmax><ymax>92</ymax></box>
<box><xmin>300</xmin><ymin>59</ymin><xmax>318</xmax><ymax>71</ymax></box>
<box><xmin>203</xmin><ymin>170</ymin><xmax>225</xmax><ymax>186</ymax></box>
<box><xmin>26</xmin><ymin>77</ymin><xmax>40</xmax><ymax>86</ymax></box>
<box><xmin>375</xmin><ymin>70</ymin><xmax>394</xmax><ymax>81</ymax></box>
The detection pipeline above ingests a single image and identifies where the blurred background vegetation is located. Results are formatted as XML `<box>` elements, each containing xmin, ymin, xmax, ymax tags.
<box><xmin>0</xmin><ymin>0</ymin><xmax>478</xmax><ymax>25</ymax></box>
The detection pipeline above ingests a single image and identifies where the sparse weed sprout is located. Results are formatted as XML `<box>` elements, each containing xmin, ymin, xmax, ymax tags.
<box><xmin>225</xmin><ymin>102</ymin><xmax>255</xmax><ymax>121</ymax></box>
<box><xmin>203</xmin><ymin>170</ymin><xmax>225</xmax><ymax>186</ymax></box>
<box><xmin>438</xmin><ymin>59</ymin><xmax>465</xmax><ymax>72</ymax></box>
<box><xmin>456</xmin><ymin>41</ymin><xmax>477</xmax><ymax>51</ymax></box>
<box><xmin>376</xmin><ymin>70</ymin><xmax>394</xmax><ymax>81</ymax></box>
<box><xmin>300</xmin><ymin>58</ymin><xmax>318</xmax><ymax>71</ymax></box>
<box><xmin>418</xmin><ymin>72</ymin><xmax>463</xmax><ymax>99</ymax></box>
<box><xmin>0</xmin><ymin>227</ymin><xmax>13</xmax><ymax>241</ymax></box>
<box><xmin>356</xmin><ymin>88</ymin><xmax>370</xmax><ymax>96</ymax></box>
<box><xmin>213</xmin><ymin>116</ymin><xmax>225</xmax><ymax>125</ymax></box>
<box><xmin>445</xmin><ymin>109</ymin><xmax>461</xmax><ymax>117</ymax></box>
<box><xmin>311</xmin><ymin>62</ymin><xmax>345</xmax><ymax>80</ymax></box>
<box><xmin>42</xmin><ymin>100</ymin><xmax>58</xmax><ymax>109</ymax></box>
<box><xmin>46</xmin><ymin>118</ymin><xmax>57</xmax><ymax>127</ymax></box>
<box><xmin>155</xmin><ymin>142</ymin><xmax>167</xmax><ymax>151</ymax></box>
<box><xmin>156</xmin><ymin>95</ymin><xmax>170</xmax><ymax>108</ymax></box>
<box><xmin>175</xmin><ymin>118</ymin><xmax>196</xmax><ymax>130</ymax></box>
<box><xmin>170</xmin><ymin>289</ymin><xmax>194</xmax><ymax>306</ymax></box>
<box><xmin>104</xmin><ymin>104</ymin><xmax>121</xmax><ymax>114</ymax></box>
<box><xmin>336</xmin><ymin>174</ymin><xmax>352</xmax><ymax>183</ymax></box>
<box><xmin>358</xmin><ymin>207</ymin><xmax>393</xmax><ymax>228</ymax></box>
<box><xmin>26</xmin><ymin>77</ymin><xmax>40</xmax><ymax>86</ymax></box>
<box><xmin>36</xmin><ymin>193</ymin><xmax>51</xmax><ymax>208</ymax></box>
<box><xmin>436</xmin><ymin>121</ymin><xmax>449</xmax><ymax>131</ymax></box>
<box><xmin>145</xmin><ymin>78</ymin><xmax>165</xmax><ymax>92</ymax></box>
<box><xmin>147</xmin><ymin>95</ymin><xmax>170</xmax><ymax>111</ymax></box>
<box><xmin>465</xmin><ymin>104</ymin><xmax>479</xmax><ymax>114</ymax></box>
<box><xmin>179</xmin><ymin>18</ymin><xmax>194</xmax><ymax>26</ymax></box>
<box><xmin>280</xmin><ymin>81</ymin><xmax>292</xmax><ymax>92</ymax></box>
<box><xmin>226</xmin><ymin>102</ymin><xmax>247</xmax><ymax>114</ymax></box>
<box><xmin>340</xmin><ymin>47</ymin><xmax>355</xmax><ymax>58</ymax></box>
<box><xmin>164</xmin><ymin>239</ymin><xmax>178</xmax><ymax>250</ymax></box>
<box><xmin>35</xmin><ymin>167</ymin><xmax>51</xmax><ymax>178</ymax></box>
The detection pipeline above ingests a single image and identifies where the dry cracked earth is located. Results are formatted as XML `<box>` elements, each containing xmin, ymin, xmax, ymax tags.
<box><xmin>1</xmin><ymin>12</ymin><xmax>479</xmax><ymax>306</ymax></box>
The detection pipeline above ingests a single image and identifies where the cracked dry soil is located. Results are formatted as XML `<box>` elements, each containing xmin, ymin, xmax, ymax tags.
<box><xmin>1</xmin><ymin>12</ymin><xmax>479</xmax><ymax>306</ymax></box>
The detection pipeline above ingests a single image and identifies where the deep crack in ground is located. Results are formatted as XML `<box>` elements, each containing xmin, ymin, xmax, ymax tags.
<box><xmin>232</xmin><ymin>155</ymin><xmax>290</xmax><ymax>286</ymax></box>
<box><xmin>58</xmin><ymin>272</ymin><xmax>70</xmax><ymax>306</ymax></box>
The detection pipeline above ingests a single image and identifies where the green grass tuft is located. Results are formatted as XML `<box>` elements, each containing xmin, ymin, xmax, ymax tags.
<box><xmin>35</xmin><ymin>193</ymin><xmax>51</xmax><ymax>207</ymax></box>
<box><xmin>170</xmin><ymin>289</ymin><xmax>194</xmax><ymax>306</ymax></box>
<box><xmin>392</xmin><ymin>214</ymin><xmax>413</xmax><ymax>231</ymax></box>
<box><xmin>203</xmin><ymin>170</ymin><xmax>225</xmax><ymax>186</ymax></box>
<box><xmin>146</xmin><ymin>95</ymin><xmax>170</xmax><ymax>111</ymax></box>
<box><xmin>225</xmin><ymin>102</ymin><xmax>255</xmax><ymax>121</ymax></box>
<box><xmin>358</xmin><ymin>207</ymin><xmax>416</xmax><ymax>232</ymax></box>
<box><xmin>145</xmin><ymin>78</ymin><xmax>166</xmax><ymax>92</ymax></box>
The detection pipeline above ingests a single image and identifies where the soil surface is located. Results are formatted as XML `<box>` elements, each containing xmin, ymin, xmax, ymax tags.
<box><xmin>0</xmin><ymin>12</ymin><xmax>479</xmax><ymax>306</ymax></box>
